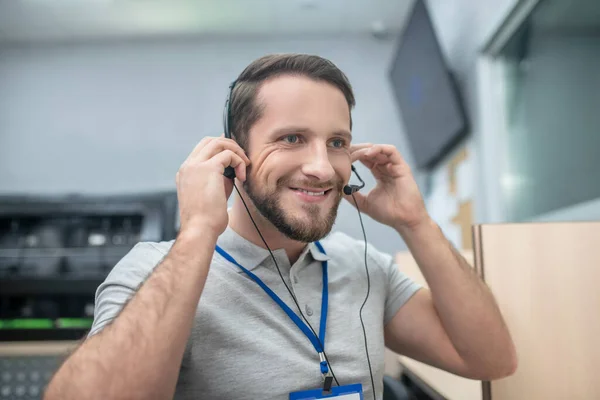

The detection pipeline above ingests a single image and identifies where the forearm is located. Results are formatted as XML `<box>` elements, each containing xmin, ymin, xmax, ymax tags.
<box><xmin>397</xmin><ymin>217</ymin><xmax>516</xmax><ymax>375</ymax></box>
<box><xmin>45</xmin><ymin>228</ymin><xmax>217</xmax><ymax>400</ymax></box>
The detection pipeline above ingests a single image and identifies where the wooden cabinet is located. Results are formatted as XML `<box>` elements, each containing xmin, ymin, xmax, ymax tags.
<box><xmin>396</xmin><ymin>222</ymin><xmax>600</xmax><ymax>400</ymax></box>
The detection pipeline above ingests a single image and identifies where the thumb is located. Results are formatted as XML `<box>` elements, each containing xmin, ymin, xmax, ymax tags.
<box><xmin>223</xmin><ymin>175</ymin><xmax>234</xmax><ymax>199</ymax></box>
<box><xmin>344</xmin><ymin>190</ymin><xmax>369</xmax><ymax>213</ymax></box>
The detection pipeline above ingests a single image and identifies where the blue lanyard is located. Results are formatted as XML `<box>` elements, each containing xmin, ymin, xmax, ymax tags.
<box><xmin>215</xmin><ymin>242</ymin><xmax>330</xmax><ymax>374</ymax></box>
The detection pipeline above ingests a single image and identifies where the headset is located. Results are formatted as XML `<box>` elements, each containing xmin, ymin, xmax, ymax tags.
<box><xmin>222</xmin><ymin>79</ymin><xmax>376</xmax><ymax>399</ymax></box>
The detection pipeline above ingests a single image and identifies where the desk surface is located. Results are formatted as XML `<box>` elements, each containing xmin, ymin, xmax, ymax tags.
<box><xmin>0</xmin><ymin>341</ymin><xmax>78</xmax><ymax>356</ymax></box>
<box><xmin>399</xmin><ymin>356</ymin><xmax>483</xmax><ymax>400</ymax></box>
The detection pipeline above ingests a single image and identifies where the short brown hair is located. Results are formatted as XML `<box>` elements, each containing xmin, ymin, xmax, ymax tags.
<box><xmin>228</xmin><ymin>53</ymin><xmax>355</xmax><ymax>150</ymax></box>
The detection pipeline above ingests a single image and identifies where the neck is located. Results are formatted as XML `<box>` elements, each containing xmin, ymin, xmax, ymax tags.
<box><xmin>229</xmin><ymin>192</ymin><xmax>308</xmax><ymax>265</ymax></box>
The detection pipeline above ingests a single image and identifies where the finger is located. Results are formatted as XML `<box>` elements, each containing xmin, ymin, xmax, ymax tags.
<box><xmin>187</xmin><ymin>136</ymin><xmax>249</xmax><ymax>164</ymax></box>
<box><xmin>365</xmin><ymin>144</ymin><xmax>405</xmax><ymax>165</ymax></box>
<box><xmin>234</xmin><ymin>158</ymin><xmax>248</xmax><ymax>182</ymax></box>
<box><xmin>359</xmin><ymin>149</ymin><xmax>399</xmax><ymax>169</ymax></box>
<box><xmin>367</xmin><ymin>152</ymin><xmax>393</xmax><ymax>165</ymax></box>
<box><xmin>223</xmin><ymin>177</ymin><xmax>235</xmax><ymax>200</ymax></box>
<box><xmin>196</xmin><ymin>137</ymin><xmax>250</xmax><ymax>166</ymax></box>
<box><xmin>351</xmin><ymin>148</ymin><xmax>371</xmax><ymax>163</ymax></box>
<box><xmin>352</xmin><ymin>151</ymin><xmax>381</xmax><ymax>172</ymax></box>
<box><xmin>352</xmin><ymin>147</ymin><xmax>394</xmax><ymax>166</ymax></box>
<box><xmin>358</xmin><ymin>157</ymin><xmax>375</xmax><ymax>170</ymax></box>
<box><xmin>211</xmin><ymin>150</ymin><xmax>248</xmax><ymax>181</ymax></box>
<box><xmin>187</xmin><ymin>136</ymin><xmax>214</xmax><ymax>158</ymax></box>
<box><xmin>349</xmin><ymin>143</ymin><xmax>373</xmax><ymax>153</ymax></box>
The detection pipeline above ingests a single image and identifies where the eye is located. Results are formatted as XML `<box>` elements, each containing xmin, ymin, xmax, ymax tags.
<box><xmin>330</xmin><ymin>138</ymin><xmax>346</xmax><ymax>148</ymax></box>
<box><xmin>282</xmin><ymin>134</ymin><xmax>300</xmax><ymax>144</ymax></box>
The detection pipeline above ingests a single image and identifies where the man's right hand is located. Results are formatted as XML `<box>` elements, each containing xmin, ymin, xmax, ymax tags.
<box><xmin>176</xmin><ymin>136</ymin><xmax>250</xmax><ymax>237</ymax></box>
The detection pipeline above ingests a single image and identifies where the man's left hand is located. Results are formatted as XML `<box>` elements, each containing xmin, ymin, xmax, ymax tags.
<box><xmin>346</xmin><ymin>143</ymin><xmax>429</xmax><ymax>231</ymax></box>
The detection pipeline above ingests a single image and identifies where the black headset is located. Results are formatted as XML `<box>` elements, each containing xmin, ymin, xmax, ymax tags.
<box><xmin>222</xmin><ymin>80</ymin><xmax>365</xmax><ymax>195</ymax></box>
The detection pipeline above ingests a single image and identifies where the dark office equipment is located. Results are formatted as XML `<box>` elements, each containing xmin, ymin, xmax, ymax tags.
<box><xmin>0</xmin><ymin>355</ymin><xmax>61</xmax><ymax>399</ymax></box>
<box><xmin>0</xmin><ymin>191</ymin><xmax>178</xmax><ymax>341</ymax></box>
<box><xmin>400</xmin><ymin>368</ymin><xmax>446</xmax><ymax>400</ymax></box>
<box><xmin>383</xmin><ymin>374</ymin><xmax>415</xmax><ymax>400</ymax></box>
<box><xmin>0</xmin><ymin>192</ymin><xmax>178</xmax><ymax>399</ymax></box>
<box><xmin>389</xmin><ymin>0</ymin><xmax>469</xmax><ymax>170</ymax></box>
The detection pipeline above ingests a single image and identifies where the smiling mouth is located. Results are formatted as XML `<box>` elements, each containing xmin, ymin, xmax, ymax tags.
<box><xmin>289</xmin><ymin>188</ymin><xmax>332</xmax><ymax>197</ymax></box>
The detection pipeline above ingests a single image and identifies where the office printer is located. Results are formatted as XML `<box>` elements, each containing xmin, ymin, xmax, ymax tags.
<box><xmin>0</xmin><ymin>192</ymin><xmax>178</xmax><ymax>398</ymax></box>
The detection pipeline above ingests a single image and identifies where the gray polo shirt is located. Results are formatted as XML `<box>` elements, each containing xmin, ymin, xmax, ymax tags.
<box><xmin>89</xmin><ymin>227</ymin><xmax>421</xmax><ymax>400</ymax></box>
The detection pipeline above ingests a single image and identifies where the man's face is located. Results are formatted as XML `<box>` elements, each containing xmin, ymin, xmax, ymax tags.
<box><xmin>243</xmin><ymin>75</ymin><xmax>353</xmax><ymax>243</ymax></box>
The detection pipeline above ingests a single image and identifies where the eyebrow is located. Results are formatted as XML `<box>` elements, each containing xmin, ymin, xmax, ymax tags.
<box><xmin>272</xmin><ymin>126</ymin><xmax>353</xmax><ymax>142</ymax></box>
<box><xmin>335</xmin><ymin>130</ymin><xmax>353</xmax><ymax>142</ymax></box>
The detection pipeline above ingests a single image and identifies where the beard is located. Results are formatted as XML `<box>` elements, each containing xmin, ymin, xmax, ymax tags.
<box><xmin>243</xmin><ymin>175</ymin><xmax>344</xmax><ymax>243</ymax></box>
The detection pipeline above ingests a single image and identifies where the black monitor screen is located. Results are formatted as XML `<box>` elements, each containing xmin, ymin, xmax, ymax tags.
<box><xmin>389</xmin><ymin>0</ymin><xmax>468</xmax><ymax>170</ymax></box>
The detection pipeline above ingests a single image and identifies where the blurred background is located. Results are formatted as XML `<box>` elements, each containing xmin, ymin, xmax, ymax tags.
<box><xmin>0</xmin><ymin>0</ymin><xmax>599</xmax><ymax>398</ymax></box>
<box><xmin>0</xmin><ymin>0</ymin><xmax>598</xmax><ymax>255</ymax></box>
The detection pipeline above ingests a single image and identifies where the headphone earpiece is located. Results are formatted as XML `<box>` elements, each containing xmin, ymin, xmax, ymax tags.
<box><xmin>343</xmin><ymin>185</ymin><xmax>360</xmax><ymax>196</ymax></box>
<box><xmin>223</xmin><ymin>166</ymin><xmax>236</xmax><ymax>179</ymax></box>
<box><xmin>223</xmin><ymin>81</ymin><xmax>237</xmax><ymax>180</ymax></box>
<box><xmin>344</xmin><ymin>165</ymin><xmax>365</xmax><ymax>196</ymax></box>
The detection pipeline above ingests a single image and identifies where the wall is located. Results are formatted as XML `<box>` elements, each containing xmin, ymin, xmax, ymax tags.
<box><xmin>426</xmin><ymin>0</ymin><xmax>600</xmax><ymax>226</ymax></box>
<box><xmin>0</xmin><ymin>36</ymin><xmax>412</xmax><ymax>254</ymax></box>
<box><xmin>423</xmin><ymin>0</ymin><xmax>520</xmax><ymax>226</ymax></box>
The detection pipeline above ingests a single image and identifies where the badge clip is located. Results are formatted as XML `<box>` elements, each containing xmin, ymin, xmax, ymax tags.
<box><xmin>319</xmin><ymin>353</ymin><xmax>334</xmax><ymax>393</ymax></box>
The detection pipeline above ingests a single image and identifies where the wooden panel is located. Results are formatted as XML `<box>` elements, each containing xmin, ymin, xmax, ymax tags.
<box><xmin>476</xmin><ymin>222</ymin><xmax>600</xmax><ymax>400</ymax></box>
<box><xmin>452</xmin><ymin>200</ymin><xmax>474</xmax><ymax>250</ymax></box>
<box><xmin>0</xmin><ymin>341</ymin><xmax>78</xmax><ymax>356</ymax></box>
<box><xmin>395</xmin><ymin>250</ymin><xmax>483</xmax><ymax>400</ymax></box>
<box><xmin>448</xmin><ymin>148</ymin><xmax>468</xmax><ymax>195</ymax></box>
<box><xmin>395</xmin><ymin>250</ymin><xmax>475</xmax><ymax>290</ymax></box>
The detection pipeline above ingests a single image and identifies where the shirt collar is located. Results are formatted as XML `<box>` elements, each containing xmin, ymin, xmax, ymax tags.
<box><xmin>216</xmin><ymin>226</ymin><xmax>331</xmax><ymax>272</ymax></box>
<box><xmin>308</xmin><ymin>242</ymin><xmax>331</xmax><ymax>262</ymax></box>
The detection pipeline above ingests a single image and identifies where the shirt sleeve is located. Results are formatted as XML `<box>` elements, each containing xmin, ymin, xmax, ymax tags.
<box><xmin>87</xmin><ymin>242</ymin><xmax>166</xmax><ymax>338</ymax></box>
<box><xmin>382</xmin><ymin>256</ymin><xmax>422</xmax><ymax>325</ymax></box>
<box><xmin>361</xmin><ymin>241</ymin><xmax>422</xmax><ymax>325</ymax></box>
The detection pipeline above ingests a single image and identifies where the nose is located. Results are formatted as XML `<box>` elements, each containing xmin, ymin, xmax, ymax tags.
<box><xmin>301</xmin><ymin>144</ymin><xmax>336</xmax><ymax>182</ymax></box>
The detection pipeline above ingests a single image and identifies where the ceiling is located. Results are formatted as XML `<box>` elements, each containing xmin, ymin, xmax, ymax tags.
<box><xmin>0</xmin><ymin>0</ymin><xmax>415</xmax><ymax>45</ymax></box>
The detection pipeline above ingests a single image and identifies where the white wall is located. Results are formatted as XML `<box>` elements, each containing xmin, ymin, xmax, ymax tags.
<box><xmin>0</xmin><ymin>36</ymin><xmax>413</xmax><ymax>254</ymax></box>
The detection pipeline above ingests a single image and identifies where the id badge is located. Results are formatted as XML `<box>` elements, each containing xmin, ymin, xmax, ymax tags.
<box><xmin>289</xmin><ymin>383</ymin><xmax>363</xmax><ymax>399</ymax></box>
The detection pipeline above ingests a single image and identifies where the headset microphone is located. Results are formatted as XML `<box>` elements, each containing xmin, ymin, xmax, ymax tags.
<box><xmin>343</xmin><ymin>165</ymin><xmax>365</xmax><ymax>195</ymax></box>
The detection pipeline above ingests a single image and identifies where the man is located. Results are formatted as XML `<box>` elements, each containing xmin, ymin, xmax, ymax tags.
<box><xmin>45</xmin><ymin>54</ymin><xmax>516</xmax><ymax>400</ymax></box>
